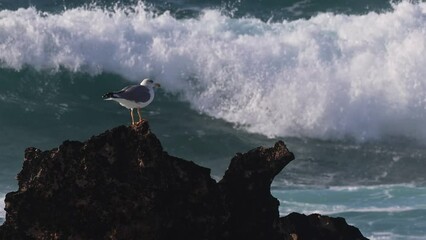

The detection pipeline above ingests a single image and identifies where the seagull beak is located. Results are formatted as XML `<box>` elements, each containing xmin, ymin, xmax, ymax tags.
<box><xmin>154</xmin><ymin>83</ymin><xmax>161</xmax><ymax>88</ymax></box>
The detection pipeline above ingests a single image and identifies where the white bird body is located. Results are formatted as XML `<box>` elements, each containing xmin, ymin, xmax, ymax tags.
<box><xmin>113</xmin><ymin>97</ymin><xmax>153</xmax><ymax>109</ymax></box>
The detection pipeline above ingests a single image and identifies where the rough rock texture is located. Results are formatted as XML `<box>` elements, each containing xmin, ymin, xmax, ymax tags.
<box><xmin>281</xmin><ymin>213</ymin><xmax>368</xmax><ymax>240</ymax></box>
<box><xmin>219</xmin><ymin>141</ymin><xmax>293</xmax><ymax>240</ymax></box>
<box><xmin>0</xmin><ymin>121</ymin><xmax>368</xmax><ymax>240</ymax></box>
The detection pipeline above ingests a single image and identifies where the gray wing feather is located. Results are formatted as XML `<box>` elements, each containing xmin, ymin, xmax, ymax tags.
<box><xmin>115</xmin><ymin>85</ymin><xmax>151</xmax><ymax>103</ymax></box>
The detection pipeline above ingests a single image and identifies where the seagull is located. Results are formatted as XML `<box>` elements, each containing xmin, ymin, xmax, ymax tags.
<box><xmin>103</xmin><ymin>78</ymin><xmax>161</xmax><ymax>125</ymax></box>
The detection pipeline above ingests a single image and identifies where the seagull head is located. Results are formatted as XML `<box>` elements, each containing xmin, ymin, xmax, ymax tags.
<box><xmin>140</xmin><ymin>78</ymin><xmax>161</xmax><ymax>88</ymax></box>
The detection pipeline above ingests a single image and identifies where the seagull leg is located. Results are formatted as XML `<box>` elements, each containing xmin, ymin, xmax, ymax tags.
<box><xmin>137</xmin><ymin>108</ymin><xmax>143</xmax><ymax>123</ymax></box>
<box><xmin>130</xmin><ymin>109</ymin><xmax>135</xmax><ymax>125</ymax></box>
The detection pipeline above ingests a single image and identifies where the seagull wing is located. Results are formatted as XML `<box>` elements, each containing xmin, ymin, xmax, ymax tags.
<box><xmin>114</xmin><ymin>85</ymin><xmax>151</xmax><ymax>103</ymax></box>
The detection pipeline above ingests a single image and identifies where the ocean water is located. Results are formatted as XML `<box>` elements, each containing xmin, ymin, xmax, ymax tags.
<box><xmin>1</xmin><ymin>0</ymin><xmax>426</xmax><ymax>239</ymax></box>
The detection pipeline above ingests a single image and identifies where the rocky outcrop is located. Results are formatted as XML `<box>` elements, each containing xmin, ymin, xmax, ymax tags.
<box><xmin>219</xmin><ymin>141</ymin><xmax>293</xmax><ymax>240</ymax></box>
<box><xmin>281</xmin><ymin>213</ymin><xmax>368</xmax><ymax>240</ymax></box>
<box><xmin>0</xmin><ymin>121</ymin><xmax>367</xmax><ymax>240</ymax></box>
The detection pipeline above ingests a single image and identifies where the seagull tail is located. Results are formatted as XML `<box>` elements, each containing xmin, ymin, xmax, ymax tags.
<box><xmin>102</xmin><ymin>92</ymin><xmax>117</xmax><ymax>100</ymax></box>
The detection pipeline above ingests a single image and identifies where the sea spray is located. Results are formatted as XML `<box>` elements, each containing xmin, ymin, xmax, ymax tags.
<box><xmin>1</xmin><ymin>2</ymin><xmax>426</xmax><ymax>141</ymax></box>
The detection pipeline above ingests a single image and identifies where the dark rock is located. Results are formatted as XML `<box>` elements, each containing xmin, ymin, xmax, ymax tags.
<box><xmin>0</xmin><ymin>121</ymin><xmax>368</xmax><ymax>240</ymax></box>
<box><xmin>280</xmin><ymin>212</ymin><xmax>368</xmax><ymax>240</ymax></box>
<box><xmin>219</xmin><ymin>141</ymin><xmax>294</xmax><ymax>240</ymax></box>
<box><xmin>0</xmin><ymin>123</ymin><xmax>225</xmax><ymax>239</ymax></box>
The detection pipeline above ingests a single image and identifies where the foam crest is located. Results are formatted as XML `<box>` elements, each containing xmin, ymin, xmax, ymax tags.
<box><xmin>1</xmin><ymin>2</ymin><xmax>426</xmax><ymax>140</ymax></box>
<box><xmin>0</xmin><ymin>195</ymin><xmax>4</xmax><ymax>222</ymax></box>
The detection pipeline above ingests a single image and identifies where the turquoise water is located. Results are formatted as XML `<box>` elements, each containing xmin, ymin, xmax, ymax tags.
<box><xmin>274</xmin><ymin>184</ymin><xmax>426</xmax><ymax>239</ymax></box>
<box><xmin>1</xmin><ymin>1</ymin><xmax>426</xmax><ymax>239</ymax></box>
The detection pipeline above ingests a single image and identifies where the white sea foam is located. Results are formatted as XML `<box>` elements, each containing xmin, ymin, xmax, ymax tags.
<box><xmin>327</xmin><ymin>183</ymin><xmax>420</xmax><ymax>191</ymax></box>
<box><xmin>1</xmin><ymin>1</ymin><xmax>426</xmax><ymax>141</ymax></box>
<box><xmin>280</xmin><ymin>199</ymin><xmax>415</xmax><ymax>215</ymax></box>
<box><xmin>0</xmin><ymin>195</ymin><xmax>4</xmax><ymax>222</ymax></box>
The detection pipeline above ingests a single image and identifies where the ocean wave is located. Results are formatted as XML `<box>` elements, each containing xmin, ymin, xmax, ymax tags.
<box><xmin>274</xmin><ymin>183</ymin><xmax>426</xmax><ymax>215</ymax></box>
<box><xmin>327</xmin><ymin>183</ymin><xmax>422</xmax><ymax>191</ymax></box>
<box><xmin>273</xmin><ymin>182</ymin><xmax>422</xmax><ymax>191</ymax></box>
<box><xmin>279</xmin><ymin>199</ymin><xmax>416</xmax><ymax>215</ymax></box>
<box><xmin>1</xmin><ymin>1</ymin><xmax>426</xmax><ymax>141</ymax></box>
<box><xmin>369</xmin><ymin>232</ymin><xmax>426</xmax><ymax>240</ymax></box>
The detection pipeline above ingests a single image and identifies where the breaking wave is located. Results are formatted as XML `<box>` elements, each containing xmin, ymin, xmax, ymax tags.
<box><xmin>1</xmin><ymin>1</ymin><xmax>426</xmax><ymax>141</ymax></box>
